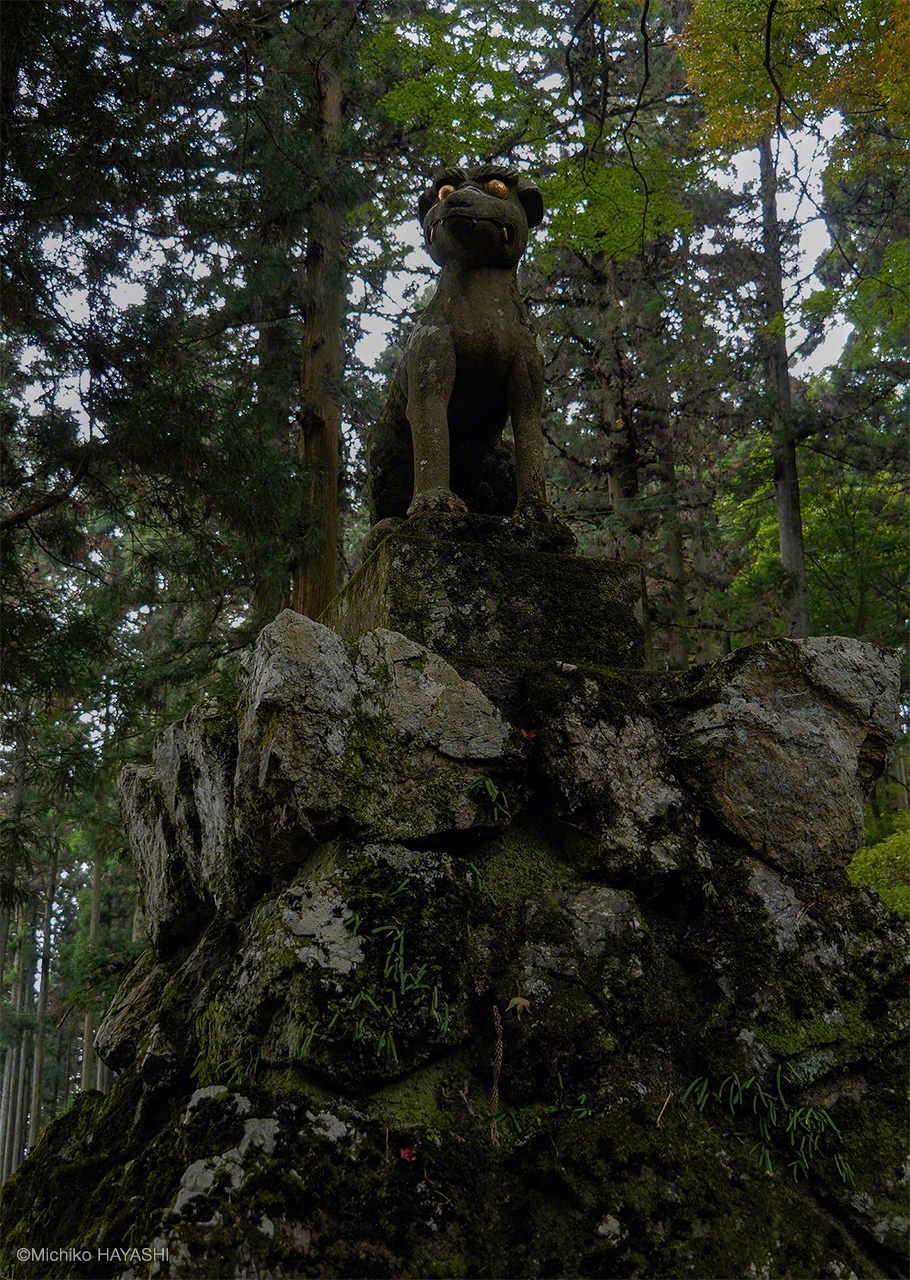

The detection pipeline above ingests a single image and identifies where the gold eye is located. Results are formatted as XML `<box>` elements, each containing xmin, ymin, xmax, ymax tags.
<box><xmin>437</xmin><ymin>184</ymin><xmax>455</xmax><ymax>200</ymax></box>
<box><xmin>486</xmin><ymin>178</ymin><xmax>509</xmax><ymax>198</ymax></box>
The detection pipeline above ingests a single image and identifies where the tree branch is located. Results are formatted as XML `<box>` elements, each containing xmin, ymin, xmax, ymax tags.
<box><xmin>1</xmin><ymin>452</ymin><xmax>92</xmax><ymax>532</ymax></box>
<box><xmin>763</xmin><ymin>0</ymin><xmax>804</xmax><ymax>134</ymax></box>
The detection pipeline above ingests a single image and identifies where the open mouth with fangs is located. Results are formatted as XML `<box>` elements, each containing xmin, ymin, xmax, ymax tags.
<box><xmin>427</xmin><ymin>215</ymin><xmax>515</xmax><ymax>246</ymax></box>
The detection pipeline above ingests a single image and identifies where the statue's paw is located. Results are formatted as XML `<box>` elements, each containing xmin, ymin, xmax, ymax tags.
<box><xmin>362</xmin><ymin>517</ymin><xmax>404</xmax><ymax>560</ymax></box>
<box><xmin>513</xmin><ymin>496</ymin><xmax>558</xmax><ymax>523</ymax></box>
<box><xmin>512</xmin><ymin>500</ymin><xmax>577</xmax><ymax>552</ymax></box>
<box><xmin>408</xmin><ymin>487</ymin><xmax>469</xmax><ymax>516</ymax></box>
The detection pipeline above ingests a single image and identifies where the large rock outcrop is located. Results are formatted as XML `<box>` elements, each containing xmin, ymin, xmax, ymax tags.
<box><xmin>1</xmin><ymin>598</ymin><xmax>906</xmax><ymax>1280</ymax></box>
<box><xmin>120</xmin><ymin>615</ymin><xmax>522</xmax><ymax>949</ymax></box>
<box><xmin>682</xmin><ymin>636</ymin><xmax>898</xmax><ymax>874</ymax></box>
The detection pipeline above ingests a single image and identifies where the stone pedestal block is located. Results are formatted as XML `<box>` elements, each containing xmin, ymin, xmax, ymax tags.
<box><xmin>321</xmin><ymin>513</ymin><xmax>647</xmax><ymax>677</ymax></box>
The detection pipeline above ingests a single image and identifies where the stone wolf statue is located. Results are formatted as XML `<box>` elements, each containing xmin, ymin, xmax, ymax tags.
<box><xmin>365</xmin><ymin>163</ymin><xmax>552</xmax><ymax>546</ymax></box>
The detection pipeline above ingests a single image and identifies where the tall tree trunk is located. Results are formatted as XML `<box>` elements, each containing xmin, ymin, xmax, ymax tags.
<box><xmin>758</xmin><ymin>135</ymin><xmax>810</xmax><ymax>637</ymax></box>
<box><xmin>62</xmin><ymin>1029</ymin><xmax>74</xmax><ymax>1111</ymax></box>
<box><xmin>606</xmin><ymin>406</ymin><xmax>640</xmax><ymax>546</ymax></box>
<box><xmin>253</xmin><ymin>312</ymin><xmax>296</xmax><ymax>625</ymax></box>
<box><xmin>0</xmin><ymin>1037</ymin><xmax>13</xmax><ymax>1184</ymax></box>
<box><xmin>600</xmin><ymin>262</ymin><xmax>643</xmax><ymax>564</ymax></box>
<box><xmin>689</xmin><ymin>460</ymin><xmax>725</xmax><ymax>660</ymax></box>
<box><xmin>0</xmin><ymin>921</ymin><xmax>24</xmax><ymax>1182</ymax></box>
<box><xmin>247</xmin><ymin>20</ymin><xmax>305</xmax><ymax>629</ymax></box>
<box><xmin>80</xmin><ymin>855</ymin><xmax>104</xmax><ymax>1092</ymax></box>
<box><xmin>95</xmin><ymin>1058</ymin><xmax>112</xmax><ymax>1094</ymax></box>
<box><xmin>598</xmin><ymin>360</ymin><xmax>639</xmax><ymax>559</ymax></box>
<box><xmin>659</xmin><ymin>446</ymin><xmax>688</xmax><ymax>668</ymax></box>
<box><xmin>291</xmin><ymin>31</ymin><xmax>345</xmax><ymax>620</ymax></box>
<box><xmin>80</xmin><ymin>1020</ymin><xmax>94</xmax><ymax>1095</ymax></box>
<box><xmin>0</xmin><ymin>907</ymin><xmax>8</xmax><ymax>1029</ymax></box>
<box><xmin>11</xmin><ymin>949</ymin><xmax>34</xmax><ymax>1175</ymax></box>
<box><xmin>28</xmin><ymin>846</ymin><xmax>58</xmax><ymax>1148</ymax></box>
<box><xmin>0</xmin><ymin>718</ymin><xmax>29</xmax><ymax>1034</ymax></box>
<box><xmin>51</xmin><ymin>1026</ymin><xmax>65</xmax><ymax>1118</ymax></box>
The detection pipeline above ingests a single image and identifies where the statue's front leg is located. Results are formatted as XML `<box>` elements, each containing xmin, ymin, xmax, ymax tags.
<box><xmin>405</xmin><ymin>326</ymin><xmax>467</xmax><ymax>515</ymax></box>
<box><xmin>508</xmin><ymin>340</ymin><xmax>552</xmax><ymax>519</ymax></box>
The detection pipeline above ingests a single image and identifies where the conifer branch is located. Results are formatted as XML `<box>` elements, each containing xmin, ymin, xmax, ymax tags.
<box><xmin>1</xmin><ymin>452</ymin><xmax>92</xmax><ymax>532</ymax></box>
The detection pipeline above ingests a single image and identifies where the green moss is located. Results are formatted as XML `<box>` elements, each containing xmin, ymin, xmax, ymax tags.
<box><xmin>258</xmin><ymin>1062</ymin><xmax>338</xmax><ymax>1104</ymax></box>
<box><xmin>473</xmin><ymin>816</ymin><xmax>576</xmax><ymax>903</ymax></box>
<box><xmin>366</xmin><ymin>1058</ymin><xmax>457</xmax><ymax>1129</ymax></box>
<box><xmin>195</xmin><ymin>691</ymin><xmax>240</xmax><ymax>741</ymax></box>
<box><xmin>848</xmin><ymin>815</ymin><xmax>910</xmax><ymax>917</ymax></box>
<box><xmin>192</xmin><ymin>988</ymin><xmax>263</xmax><ymax>1085</ymax></box>
<box><xmin>494</xmin><ymin>1094</ymin><xmax>873</xmax><ymax>1279</ymax></box>
<box><xmin>0</xmin><ymin>1074</ymin><xmax>188</xmax><ymax>1277</ymax></box>
<box><xmin>181</xmin><ymin>1090</ymin><xmax>247</xmax><ymax>1157</ymax></box>
<box><xmin>2</xmin><ymin>1036</ymin><xmax>900</xmax><ymax>1279</ymax></box>
<box><xmin>756</xmin><ymin>996</ymin><xmax>869</xmax><ymax>1060</ymax></box>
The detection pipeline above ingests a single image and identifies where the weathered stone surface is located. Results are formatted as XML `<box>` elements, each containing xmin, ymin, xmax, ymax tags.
<box><xmin>539</xmin><ymin>686</ymin><xmax>697</xmax><ymax>876</ymax></box>
<box><xmin>121</xmin><ymin>612</ymin><xmax>522</xmax><ymax>950</ymax></box>
<box><xmin>321</xmin><ymin>511</ymin><xmax>647</xmax><ymax>678</ymax></box>
<box><xmin>7</xmin><ymin>795</ymin><xmax>906</xmax><ymax>1280</ymax></box>
<box><xmin>5</xmin><ymin>623</ymin><xmax>906</xmax><ymax>1280</ymax></box>
<box><xmin>521</xmin><ymin>885</ymin><xmax>644</xmax><ymax>992</ymax></box>
<box><xmin>682</xmin><ymin>637</ymin><xmax>901</xmax><ymax>873</ymax></box>
<box><xmin>197</xmin><ymin>843</ymin><xmax>475</xmax><ymax>1092</ymax></box>
<box><xmin>119</xmin><ymin>764</ymin><xmax>204</xmax><ymax>951</ymax></box>
<box><xmin>119</xmin><ymin>697</ymin><xmax>238</xmax><ymax>948</ymax></box>
<box><xmin>96</xmin><ymin>922</ymin><xmax>234</xmax><ymax>1077</ymax></box>
<box><xmin>536</xmin><ymin>637</ymin><xmax>900</xmax><ymax>882</ymax></box>
<box><xmin>746</xmin><ymin>858</ymin><xmax>808</xmax><ymax>949</ymax></box>
<box><xmin>93</xmin><ymin>948</ymin><xmax>167</xmax><ymax>1072</ymax></box>
<box><xmin>234</xmin><ymin>612</ymin><xmax>522</xmax><ymax>873</ymax></box>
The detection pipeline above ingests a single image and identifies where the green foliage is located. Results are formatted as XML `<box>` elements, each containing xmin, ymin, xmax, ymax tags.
<box><xmin>467</xmin><ymin>860</ymin><xmax>498</xmax><ymax>907</ymax></box>
<box><xmin>192</xmin><ymin>999</ymin><xmax>261</xmax><ymax>1088</ymax></box>
<box><xmin>544</xmin><ymin>152</ymin><xmax>695</xmax><ymax>262</ymax></box>
<box><xmin>683</xmin><ymin>1068</ymin><xmax>854</xmax><ymax>1184</ymax></box>
<box><xmin>848</xmin><ymin>814</ymin><xmax>910</xmax><ymax>919</ymax></box>
<box><xmin>465</xmin><ymin>776</ymin><xmax>510</xmax><ymax>823</ymax></box>
<box><xmin>293</xmin><ymin>874</ymin><xmax>454</xmax><ymax>1074</ymax></box>
<box><xmin>678</xmin><ymin>0</ymin><xmax>904</xmax><ymax>147</ymax></box>
<box><xmin>55</xmin><ymin>866</ymin><xmax>142</xmax><ymax>1007</ymax></box>
<box><xmin>718</xmin><ymin>424</ymin><xmax>907</xmax><ymax>651</ymax></box>
<box><xmin>363</xmin><ymin>2</ymin><xmax>567</xmax><ymax>179</ymax></box>
<box><xmin>493</xmin><ymin>1068</ymin><xmax>595</xmax><ymax>1142</ymax></box>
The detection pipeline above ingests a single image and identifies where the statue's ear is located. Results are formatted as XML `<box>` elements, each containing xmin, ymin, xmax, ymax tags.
<box><xmin>516</xmin><ymin>178</ymin><xmax>544</xmax><ymax>229</ymax></box>
<box><xmin>418</xmin><ymin>185</ymin><xmax>437</xmax><ymax>226</ymax></box>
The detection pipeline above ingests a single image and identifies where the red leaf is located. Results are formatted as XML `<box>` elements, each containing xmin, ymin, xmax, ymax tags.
<box><xmin>400</xmin><ymin>1146</ymin><xmax>417</xmax><ymax>1162</ymax></box>
<box><xmin>521</xmin><ymin>728</ymin><xmax>537</xmax><ymax>739</ymax></box>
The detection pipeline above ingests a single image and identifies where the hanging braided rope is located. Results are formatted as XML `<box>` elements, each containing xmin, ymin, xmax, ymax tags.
<box><xmin>490</xmin><ymin>1005</ymin><xmax>503</xmax><ymax>1148</ymax></box>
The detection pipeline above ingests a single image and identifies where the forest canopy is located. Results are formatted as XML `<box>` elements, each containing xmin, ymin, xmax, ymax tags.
<box><xmin>0</xmin><ymin>0</ymin><xmax>907</xmax><ymax>1181</ymax></box>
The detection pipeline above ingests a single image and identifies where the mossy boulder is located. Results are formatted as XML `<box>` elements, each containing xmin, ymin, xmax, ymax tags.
<box><xmin>3</xmin><ymin>608</ymin><xmax>907</xmax><ymax>1279</ymax></box>
<box><xmin>681</xmin><ymin>637</ymin><xmax>899</xmax><ymax>874</ymax></box>
<box><xmin>234</xmin><ymin>615</ymin><xmax>523</xmax><ymax>872</ymax></box>
<box><xmin>121</xmin><ymin>613</ymin><xmax>524</xmax><ymax>953</ymax></box>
